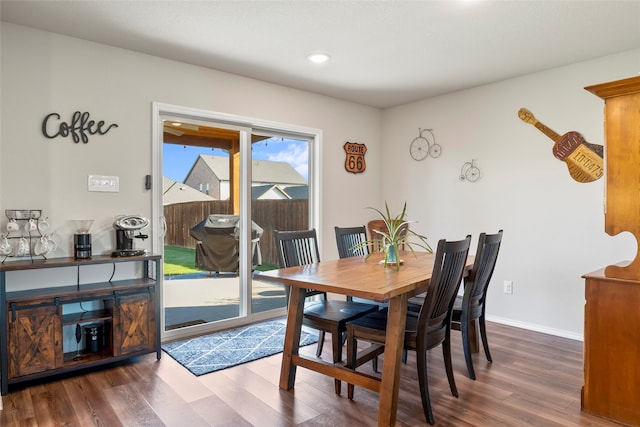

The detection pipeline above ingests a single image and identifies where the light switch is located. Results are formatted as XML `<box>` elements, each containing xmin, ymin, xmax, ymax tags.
<box><xmin>88</xmin><ymin>175</ymin><xmax>119</xmax><ymax>192</ymax></box>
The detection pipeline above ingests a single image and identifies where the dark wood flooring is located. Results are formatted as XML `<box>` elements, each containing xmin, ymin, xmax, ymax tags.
<box><xmin>0</xmin><ymin>322</ymin><xmax>624</xmax><ymax>426</ymax></box>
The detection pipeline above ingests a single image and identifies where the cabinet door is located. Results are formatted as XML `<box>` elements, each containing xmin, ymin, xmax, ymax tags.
<box><xmin>112</xmin><ymin>289</ymin><xmax>156</xmax><ymax>356</ymax></box>
<box><xmin>7</xmin><ymin>303</ymin><xmax>62</xmax><ymax>377</ymax></box>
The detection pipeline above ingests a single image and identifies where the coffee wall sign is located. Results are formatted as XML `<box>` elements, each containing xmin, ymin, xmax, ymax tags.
<box><xmin>344</xmin><ymin>141</ymin><xmax>367</xmax><ymax>174</ymax></box>
<box><xmin>42</xmin><ymin>111</ymin><xmax>118</xmax><ymax>144</ymax></box>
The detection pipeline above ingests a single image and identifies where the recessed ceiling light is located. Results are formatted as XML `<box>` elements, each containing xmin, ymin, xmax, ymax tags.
<box><xmin>307</xmin><ymin>53</ymin><xmax>331</xmax><ymax>64</ymax></box>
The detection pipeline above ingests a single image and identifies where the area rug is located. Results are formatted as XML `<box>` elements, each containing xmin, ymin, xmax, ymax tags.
<box><xmin>162</xmin><ymin>318</ymin><xmax>318</xmax><ymax>376</ymax></box>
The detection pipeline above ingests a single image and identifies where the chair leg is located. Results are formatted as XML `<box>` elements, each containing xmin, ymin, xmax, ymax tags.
<box><xmin>442</xmin><ymin>335</ymin><xmax>458</xmax><ymax>398</ymax></box>
<box><xmin>316</xmin><ymin>330</ymin><xmax>325</xmax><ymax>357</ymax></box>
<box><xmin>416</xmin><ymin>344</ymin><xmax>435</xmax><ymax>425</ymax></box>
<box><xmin>346</xmin><ymin>330</ymin><xmax>356</xmax><ymax>400</ymax></box>
<box><xmin>332</xmin><ymin>329</ymin><xmax>343</xmax><ymax>395</ymax></box>
<box><xmin>460</xmin><ymin>318</ymin><xmax>477</xmax><ymax>380</ymax></box>
<box><xmin>479</xmin><ymin>314</ymin><xmax>492</xmax><ymax>363</ymax></box>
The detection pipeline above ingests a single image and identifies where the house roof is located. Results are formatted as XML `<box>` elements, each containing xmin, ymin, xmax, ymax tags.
<box><xmin>251</xmin><ymin>184</ymin><xmax>290</xmax><ymax>200</ymax></box>
<box><xmin>196</xmin><ymin>155</ymin><xmax>307</xmax><ymax>186</ymax></box>
<box><xmin>162</xmin><ymin>177</ymin><xmax>214</xmax><ymax>206</ymax></box>
<box><xmin>281</xmin><ymin>185</ymin><xmax>308</xmax><ymax>200</ymax></box>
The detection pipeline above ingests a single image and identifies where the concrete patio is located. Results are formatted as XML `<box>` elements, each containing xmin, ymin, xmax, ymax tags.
<box><xmin>163</xmin><ymin>275</ymin><xmax>287</xmax><ymax>330</ymax></box>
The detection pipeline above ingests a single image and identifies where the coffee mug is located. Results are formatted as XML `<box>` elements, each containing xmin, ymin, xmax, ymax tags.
<box><xmin>6</xmin><ymin>219</ymin><xmax>19</xmax><ymax>232</ymax></box>
<box><xmin>34</xmin><ymin>235</ymin><xmax>57</xmax><ymax>255</ymax></box>
<box><xmin>34</xmin><ymin>236</ymin><xmax>47</xmax><ymax>255</ymax></box>
<box><xmin>25</xmin><ymin>219</ymin><xmax>38</xmax><ymax>232</ymax></box>
<box><xmin>17</xmin><ymin>236</ymin><xmax>30</xmax><ymax>256</ymax></box>
<box><xmin>38</xmin><ymin>217</ymin><xmax>50</xmax><ymax>233</ymax></box>
<box><xmin>45</xmin><ymin>235</ymin><xmax>57</xmax><ymax>253</ymax></box>
<box><xmin>0</xmin><ymin>235</ymin><xmax>11</xmax><ymax>255</ymax></box>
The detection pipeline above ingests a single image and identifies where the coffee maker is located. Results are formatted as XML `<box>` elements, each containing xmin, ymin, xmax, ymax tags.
<box><xmin>111</xmin><ymin>215</ymin><xmax>149</xmax><ymax>257</ymax></box>
<box><xmin>73</xmin><ymin>220</ymin><xmax>94</xmax><ymax>259</ymax></box>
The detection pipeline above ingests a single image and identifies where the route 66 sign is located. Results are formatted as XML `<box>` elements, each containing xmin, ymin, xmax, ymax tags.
<box><xmin>344</xmin><ymin>142</ymin><xmax>367</xmax><ymax>174</ymax></box>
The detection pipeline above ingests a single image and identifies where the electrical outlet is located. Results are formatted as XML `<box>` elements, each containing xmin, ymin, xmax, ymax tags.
<box><xmin>503</xmin><ymin>280</ymin><xmax>513</xmax><ymax>294</ymax></box>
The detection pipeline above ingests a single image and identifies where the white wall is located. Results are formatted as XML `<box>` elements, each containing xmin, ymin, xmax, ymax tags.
<box><xmin>0</xmin><ymin>23</ymin><xmax>382</xmax><ymax>261</ymax></box>
<box><xmin>381</xmin><ymin>49</ymin><xmax>640</xmax><ymax>338</ymax></box>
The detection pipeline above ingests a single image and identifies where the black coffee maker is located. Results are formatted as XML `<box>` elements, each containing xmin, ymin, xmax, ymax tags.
<box><xmin>112</xmin><ymin>215</ymin><xmax>149</xmax><ymax>257</ymax></box>
<box><xmin>73</xmin><ymin>220</ymin><xmax>94</xmax><ymax>259</ymax></box>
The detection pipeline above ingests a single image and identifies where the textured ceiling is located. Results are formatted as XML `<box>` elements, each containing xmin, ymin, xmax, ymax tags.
<box><xmin>2</xmin><ymin>0</ymin><xmax>640</xmax><ymax>108</ymax></box>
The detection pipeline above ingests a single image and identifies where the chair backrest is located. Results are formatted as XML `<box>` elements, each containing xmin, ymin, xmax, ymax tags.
<box><xmin>417</xmin><ymin>235</ymin><xmax>472</xmax><ymax>348</ymax></box>
<box><xmin>273</xmin><ymin>229</ymin><xmax>324</xmax><ymax>301</ymax></box>
<box><xmin>367</xmin><ymin>219</ymin><xmax>408</xmax><ymax>252</ymax></box>
<box><xmin>335</xmin><ymin>226</ymin><xmax>369</xmax><ymax>258</ymax></box>
<box><xmin>274</xmin><ymin>229</ymin><xmax>321</xmax><ymax>268</ymax></box>
<box><xmin>463</xmin><ymin>230</ymin><xmax>503</xmax><ymax>319</ymax></box>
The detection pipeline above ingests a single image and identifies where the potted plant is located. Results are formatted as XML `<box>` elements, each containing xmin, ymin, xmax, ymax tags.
<box><xmin>354</xmin><ymin>202</ymin><xmax>433</xmax><ymax>270</ymax></box>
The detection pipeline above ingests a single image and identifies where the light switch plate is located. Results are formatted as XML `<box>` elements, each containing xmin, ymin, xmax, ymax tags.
<box><xmin>88</xmin><ymin>175</ymin><xmax>119</xmax><ymax>192</ymax></box>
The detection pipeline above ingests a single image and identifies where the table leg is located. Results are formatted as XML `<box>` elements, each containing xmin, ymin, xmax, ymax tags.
<box><xmin>377</xmin><ymin>293</ymin><xmax>408</xmax><ymax>427</ymax></box>
<box><xmin>280</xmin><ymin>286</ymin><xmax>305</xmax><ymax>390</ymax></box>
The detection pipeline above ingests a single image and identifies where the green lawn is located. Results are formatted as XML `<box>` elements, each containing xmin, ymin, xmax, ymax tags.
<box><xmin>163</xmin><ymin>245</ymin><xmax>277</xmax><ymax>275</ymax></box>
<box><xmin>163</xmin><ymin>246</ymin><xmax>202</xmax><ymax>275</ymax></box>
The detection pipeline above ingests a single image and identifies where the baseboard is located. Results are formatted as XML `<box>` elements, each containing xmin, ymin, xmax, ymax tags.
<box><xmin>485</xmin><ymin>315</ymin><xmax>583</xmax><ymax>342</ymax></box>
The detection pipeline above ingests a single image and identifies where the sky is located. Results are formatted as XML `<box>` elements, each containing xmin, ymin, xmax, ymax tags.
<box><xmin>163</xmin><ymin>137</ymin><xmax>308</xmax><ymax>183</ymax></box>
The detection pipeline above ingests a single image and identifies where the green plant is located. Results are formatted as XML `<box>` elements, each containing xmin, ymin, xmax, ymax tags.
<box><xmin>354</xmin><ymin>202</ymin><xmax>433</xmax><ymax>270</ymax></box>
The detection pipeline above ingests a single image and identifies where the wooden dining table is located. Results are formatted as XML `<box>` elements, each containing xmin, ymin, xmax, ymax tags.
<box><xmin>255</xmin><ymin>251</ymin><xmax>475</xmax><ymax>426</ymax></box>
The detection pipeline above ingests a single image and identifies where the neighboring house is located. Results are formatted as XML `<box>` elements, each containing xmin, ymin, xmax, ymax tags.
<box><xmin>184</xmin><ymin>155</ymin><xmax>307</xmax><ymax>200</ymax></box>
<box><xmin>162</xmin><ymin>176</ymin><xmax>215</xmax><ymax>206</ymax></box>
<box><xmin>281</xmin><ymin>185</ymin><xmax>308</xmax><ymax>200</ymax></box>
<box><xmin>251</xmin><ymin>184</ymin><xmax>309</xmax><ymax>200</ymax></box>
<box><xmin>251</xmin><ymin>184</ymin><xmax>289</xmax><ymax>200</ymax></box>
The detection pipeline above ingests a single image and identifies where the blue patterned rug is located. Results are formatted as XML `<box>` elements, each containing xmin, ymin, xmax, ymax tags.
<box><xmin>162</xmin><ymin>318</ymin><xmax>318</xmax><ymax>376</ymax></box>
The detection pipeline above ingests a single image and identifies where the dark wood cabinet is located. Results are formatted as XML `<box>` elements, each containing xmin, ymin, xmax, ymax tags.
<box><xmin>0</xmin><ymin>254</ymin><xmax>161</xmax><ymax>395</ymax></box>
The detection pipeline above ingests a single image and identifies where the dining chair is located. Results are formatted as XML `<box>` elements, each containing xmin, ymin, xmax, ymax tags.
<box><xmin>407</xmin><ymin>230</ymin><xmax>503</xmax><ymax>380</ymax></box>
<box><xmin>335</xmin><ymin>225</ymin><xmax>385</xmax><ymax>370</ymax></box>
<box><xmin>273</xmin><ymin>229</ymin><xmax>379</xmax><ymax>394</ymax></box>
<box><xmin>345</xmin><ymin>235</ymin><xmax>472</xmax><ymax>425</ymax></box>
<box><xmin>450</xmin><ymin>230</ymin><xmax>503</xmax><ymax>380</ymax></box>
<box><xmin>334</xmin><ymin>225</ymin><xmax>369</xmax><ymax>258</ymax></box>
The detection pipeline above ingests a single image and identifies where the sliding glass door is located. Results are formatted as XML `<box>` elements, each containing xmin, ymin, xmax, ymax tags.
<box><xmin>151</xmin><ymin>103</ymin><xmax>319</xmax><ymax>341</ymax></box>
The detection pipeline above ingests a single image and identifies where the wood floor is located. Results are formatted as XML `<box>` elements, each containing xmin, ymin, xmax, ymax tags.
<box><xmin>0</xmin><ymin>322</ymin><xmax>624</xmax><ymax>426</ymax></box>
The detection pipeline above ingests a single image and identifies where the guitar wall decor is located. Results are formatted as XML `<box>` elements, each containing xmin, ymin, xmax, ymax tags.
<box><xmin>518</xmin><ymin>108</ymin><xmax>603</xmax><ymax>183</ymax></box>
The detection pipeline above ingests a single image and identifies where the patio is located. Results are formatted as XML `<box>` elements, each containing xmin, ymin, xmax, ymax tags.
<box><xmin>163</xmin><ymin>274</ymin><xmax>287</xmax><ymax>330</ymax></box>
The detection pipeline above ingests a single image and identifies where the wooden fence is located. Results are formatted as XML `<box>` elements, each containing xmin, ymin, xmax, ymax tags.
<box><xmin>163</xmin><ymin>199</ymin><xmax>308</xmax><ymax>266</ymax></box>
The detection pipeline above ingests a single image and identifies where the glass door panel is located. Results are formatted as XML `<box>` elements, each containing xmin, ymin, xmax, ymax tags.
<box><xmin>162</xmin><ymin>121</ymin><xmax>242</xmax><ymax>331</ymax></box>
<box><xmin>250</xmin><ymin>135</ymin><xmax>310</xmax><ymax>315</ymax></box>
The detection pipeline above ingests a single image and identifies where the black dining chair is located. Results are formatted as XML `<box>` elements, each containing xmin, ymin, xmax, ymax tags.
<box><xmin>345</xmin><ymin>235</ymin><xmax>472</xmax><ymax>425</ymax></box>
<box><xmin>273</xmin><ymin>229</ymin><xmax>379</xmax><ymax>394</ymax></box>
<box><xmin>334</xmin><ymin>225</ymin><xmax>369</xmax><ymax>258</ymax></box>
<box><xmin>407</xmin><ymin>230</ymin><xmax>503</xmax><ymax>380</ymax></box>
<box><xmin>335</xmin><ymin>225</ymin><xmax>385</xmax><ymax>371</ymax></box>
<box><xmin>450</xmin><ymin>230</ymin><xmax>503</xmax><ymax>380</ymax></box>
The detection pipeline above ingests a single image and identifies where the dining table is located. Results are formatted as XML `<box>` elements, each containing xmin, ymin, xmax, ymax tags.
<box><xmin>255</xmin><ymin>250</ymin><xmax>475</xmax><ymax>427</ymax></box>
